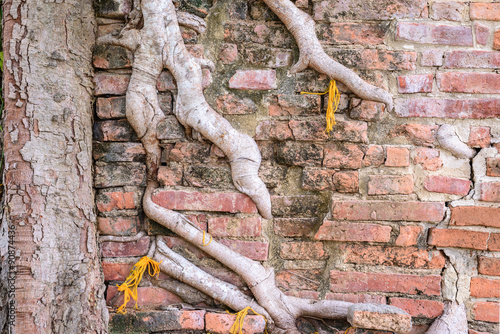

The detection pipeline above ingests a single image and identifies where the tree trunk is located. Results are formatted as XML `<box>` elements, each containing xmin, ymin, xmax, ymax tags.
<box><xmin>1</xmin><ymin>1</ymin><xmax>107</xmax><ymax>333</ymax></box>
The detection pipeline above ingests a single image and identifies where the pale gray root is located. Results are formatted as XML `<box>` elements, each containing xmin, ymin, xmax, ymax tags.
<box><xmin>425</xmin><ymin>301</ymin><xmax>468</xmax><ymax>334</ymax></box>
<box><xmin>262</xmin><ymin>0</ymin><xmax>393</xmax><ymax>111</ymax></box>
<box><xmin>177</xmin><ymin>11</ymin><xmax>207</xmax><ymax>34</ymax></box>
<box><xmin>159</xmin><ymin>0</ymin><xmax>273</xmax><ymax>219</ymax></box>
<box><xmin>436</xmin><ymin>124</ymin><xmax>476</xmax><ymax>159</ymax></box>
<box><xmin>154</xmin><ymin>238</ymin><xmax>271</xmax><ymax>319</ymax></box>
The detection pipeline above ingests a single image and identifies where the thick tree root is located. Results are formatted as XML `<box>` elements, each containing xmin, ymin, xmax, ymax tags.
<box><xmin>263</xmin><ymin>0</ymin><xmax>394</xmax><ymax>111</ymax></box>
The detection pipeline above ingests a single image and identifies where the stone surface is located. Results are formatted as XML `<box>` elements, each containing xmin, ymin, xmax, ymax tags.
<box><xmin>347</xmin><ymin>303</ymin><xmax>412</xmax><ymax>333</ymax></box>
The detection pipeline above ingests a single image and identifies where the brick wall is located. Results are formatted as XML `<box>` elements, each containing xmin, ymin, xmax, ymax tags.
<box><xmin>93</xmin><ymin>0</ymin><xmax>500</xmax><ymax>333</ymax></box>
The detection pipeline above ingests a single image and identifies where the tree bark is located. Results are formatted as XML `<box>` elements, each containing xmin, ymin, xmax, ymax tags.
<box><xmin>1</xmin><ymin>1</ymin><xmax>107</xmax><ymax>333</ymax></box>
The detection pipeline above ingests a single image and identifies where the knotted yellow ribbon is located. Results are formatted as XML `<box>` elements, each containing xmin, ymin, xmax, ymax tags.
<box><xmin>116</xmin><ymin>256</ymin><xmax>161</xmax><ymax>314</ymax></box>
<box><xmin>301</xmin><ymin>79</ymin><xmax>341</xmax><ymax>134</ymax></box>
<box><xmin>227</xmin><ymin>306</ymin><xmax>268</xmax><ymax>334</ymax></box>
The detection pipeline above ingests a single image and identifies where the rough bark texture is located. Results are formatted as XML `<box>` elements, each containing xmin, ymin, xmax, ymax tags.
<box><xmin>1</xmin><ymin>1</ymin><xmax>107</xmax><ymax>333</ymax></box>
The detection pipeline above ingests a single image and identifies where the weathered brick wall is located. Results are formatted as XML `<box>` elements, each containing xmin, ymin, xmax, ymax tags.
<box><xmin>93</xmin><ymin>0</ymin><xmax>500</xmax><ymax>333</ymax></box>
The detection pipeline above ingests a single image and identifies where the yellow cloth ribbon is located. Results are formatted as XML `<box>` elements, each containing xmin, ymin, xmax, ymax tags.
<box><xmin>301</xmin><ymin>79</ymin><xmax>341</xmax><ymax>134</ymax></box>
<box><xmin>202</xmin><ymin>230</ymin><xmax>212</xmax><ymax>246</ymax></box>
<box><xmin>227</xmin><ymin>306</ymin><xmax>268</xmax><ymax>334</ymax></box>
<box><xmin>116</xmin><ymin>256</ymin><xmax>161</xmax><ymax>314</ymax></box>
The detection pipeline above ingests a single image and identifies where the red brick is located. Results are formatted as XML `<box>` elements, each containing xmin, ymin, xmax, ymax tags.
<box><xmin>430</xmin><ymin>1</ymin><xmax>465</xmax><ymax>21</ymax></box>
<box><xmin>280</xmin><ymin>241</ymin><xmax>327</xmax><ymax>260</ymax></box>
<box><xmin>450</xmin><ymin>206</ymin><xmax>500</xmax><ymax>228</ymax></box>
<box><xmin>475</xmin><ymin>23</ymin><xmax>490</xmax><ymax>45</ymax></box>
<box><xmin>495</xmin><ymin>28</ymin><xmax>500</xmax><ymax>50</ymax></box>
<box><xmin>255</xmin><ymin>120</ymin><xmax>293</xmax><ymax>141</ymax></box>
<box><xmin>473</xmin><ymin>302</ymin><xmax>499</xmax><ymax>323</ymax></box>
<box><xmin>413</xmin><ymin>148</ymin><xmax>442</xmax><ymax>171</ymax></box>
<box><xmin>385</xmin><ymin>147</ymin><xmax>410</xmax><ymax>167</ymax></box>
<box><xmin>471</xmin><ymin>277</ymin><xmax>500</xmax><ymax>298</ymax></box>
<box><xmin>421</xmin><ymin>50</ymin><xmax>443</xmax><ymax>67</ymax></box>
<box><xmin>327</xmin><ymin>49</ymin><xmax>417</xmax><ymax>71</ymax></box>
<box><xmin>218</xmin><ymin>239</ymin><xmax>268</xmax><ymax>261</ymax></box>
<box><xmin>94</xmin><ymin>72</ymin><xmax>130</xmax><ymax>95</ymax></box>
<box><xmin>341</xmin><ymin>244</ymin><xmax>446</xmax><ymax>269</ymax></box>
<box><xmin>437</xmin><ymin>72</ymin><xmax>500</xmax><ymax>94</ymax></box>
<box><xmin>157</xmin><ymin>165</ymin><xmax>183</xmax><ymax>186</ymax></box>
<box><xmin>273</xmin><ymin>218</ymin><xmax>317</xmax><ymax>237</ymax></box>
<box><xmin>98</xmin><ymin>217</ymin><xmax>139</xmax><ymax>236</ymax></box>
<box><xmin>93</xmin><ymin>142</ymin><xmax>145</xmax><ymax>162</ymax></box>
<box><xmin>289</xmin><ymin>119</ymin><xmax>368</xmax><ymax>143</ymax></box>
<box><xmin>285</xmin><ymin>290</ymin><xmax>320</xmax><ymax>300</ymax></box>
<box><xmin>332</xmin><ymin>201</ymin><xmax>445</xmax><ymax>222</ymax></box>
<box><xmin>349</xmin><ymin>99</ymin><xmax>385</xmax><ymax>121</ymax></box>
<box><xmin>363</xmin><ymin>145</ymin><xmax>385</xmax><ymax>167</ymax></box>
<box><xmin>205</xmin><ymin>312</ymin><xmax>266</xmax><ymax>334</ymax></box>
<box><xmin>487</xmin><ymin>157</ymin><xmax>500</xmax><ymax>177</ymax></box>
<box><xmin>333</xmin><ymin>171</ymin><xmax>359</xmax><ymax>193</ymax></box>
<box><xmin>478</xmin><ymin>257</ymin><xmax>500</xmax><ymax>276</ymax></box>
<box><xmin>229</xmin><ymin>70</ymin><xmax>277</xmax><ymax>90</ymax></box>
<box><xmin>276</xmin><ymin>269</ymin><xmax>321</xmax><ymax>291</ymax></box>
<box><xmin>302</xmin><ymin>168</ymin><xmax>335</xmax><ymax>191</ymax></box>
<box><xmin>488</xmin><ymin>233</ymin><xmax>500</xmax><ymax>251</ymax></box>
<box><xmin>469</xmin><ymin>126</ymin><xmax>491</xmax><ymax>148</ymax></box>
<box><xmin>96</xmin><ymin>191</ymin><xmax>137</xmax><ymax>212</ymax></box>
<box><xmin>390</xmin><ymin>124</ymin><xmax>438</xmax><ymax>147</ymax></box>
<box><xmin>316</xmin><ymin>22</ymin><xmax>388</xmax><ymax>45</ymax></box>
<box><xmin>152</xmin><ymin>190</ymin><xmax>258</xmax><ymax>214</ymax></box>
<box><xmin>325</xmin><ymin>293</ymin><xmax>386</xmax><ymax>305</ymax></box>
<box><xmin>368</xmin><ymin>175</ymin><xmax>414</xmax><ymax>195</ymax></box>
<box><xmin>102</xmin><ymin>262</ymin><xmax>134</xmax><ymax>281</ymax></box>
<box><xmin>167</xmin><ymin>142</ymin><xmax>211</xmax><ymax>163</ymax></box>
<box><xmin>93</xmin><ymin>44</ymin><xmax>133</xmax><ymax>69</ymax></box>
<box><xmin>396</xmin><ymin>226</ymin><xmax>423</xmax><ymax>246</ymax></box>
<box><xmin>428</xmin><ymin>228</ymin><xmax>489</xmax><ymax>250</ymax></box>
<box><xmin>481</xmin><ymin>182</ymin><xmax>500</xmax><ymax>202</ymax></box>
<box><xmin>215</xmin><ymin>93</ymin><xmax>257</xmax><ymax>115</ymax></box>
<box><xmin>313</xmin><ymin>0</ymin><xmax>427</xmax><ymax>21</ymax></box>
<box><xmin>101</xmin><ymin>236</ymin><xmax>150</xmax><ymax>258</ymax></box>
<box><xmin>470</xmin><ymin>3</ymin><xmax>500</xmax><ymax>21</ymax></box>
<box><xmin>324</xmin><ymin>143</ymin><xmax>364</xmax><ymax>169</ymax></box>
<box><xmin>208</xmin><ymin>217</ymin><xmax>262</xmax><ymax>237</ymax></box>
<box><xmin>157</xmin><ymin>116</ymin><xmax>185</xmax><ymax>141</ymax></box>
<box><xmin>243</xmin><ymin>46</ymin><xmax>292</xmax><ymax>68</ymax></box>
<box><xmin>469</xmin><ymin>330</ymin><xmax>493</xmax><ymax>334</ymax></box>
<box><xmin>218</xmin><ymin>43</ymin><xmax>238</xmax><ymax>64</ymax></box>
<box><xmin>106</xmin><ymin>286</ymin><xmax>182</xmax><ymax>309</ymax></box>
<box><xmin>268</xmin><ymin>94</ymin><xmax>321</xmax><ymax>116</ymax></box>
<box><xmin>330</xmin><ymin>271</ymin><xmax>441</xmax><ymax>296</ymax></box>
<box><xmin>94</xmin><ymin>119</ymin><xmax>137</xmax><ymax>142</ymax></box>
<box><xmin>96</xmin><ymin>96</ymin><xmax>126</xmax><ymax>119</ymax></box>
<box><xmin>276</xmin><ymin>142</ymin><xmax>324</xmax><ymax>166</ymax></box>
<box><xmin>424</xmin><ymin>175</ymin><xmax>471</xmax><ymax>196</ymax></box>
<box><xmin>395</xmin><ymin>98</ymin><xmax>500</xmax><ymax>119</ymax></box>
<box><xmin>398</xmin><ymin>75</ymin><xmax>433</xmax><ymax>94</ymax></box>
<box><xmin>94</xmin><ymin>163</ymin><xmax>146</xmax><ymax>188</ymax></box>
<box><xmin>315</xmin><ymin>221</ymin><xmax>391</xmax><ymax>242</ymax></box>
<box><xmin>271</xmin><ymin>195</ymin><xmax>325</xmax><ymax>217</ymax></box>
<box><xmin>389</xmin><ymin>298</ymin><xmax>444</xmax><ymax>319</ymax></box>
<box><xmin>396</xmin><ymin>23</ymin><xmax>473</xmax><ymax>46</ymax></box>
<box><xmin>161</xmin><ymin>236</ymin><xmax>208</xmax><ymax>260</ymax></box>
<box><xmin>443</xmin><ymin>51</ymin><xmax>500</xmax><ymax>69</ymax></box>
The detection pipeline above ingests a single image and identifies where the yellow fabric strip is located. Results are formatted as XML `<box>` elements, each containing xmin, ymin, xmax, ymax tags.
<box><xmin>301</xmin><ymin>79</ymin><xmax>341</xmax><ymax>134</ymax></box>
<box><xmin>227</xmin><ymin>306</ymin><xmax>268</xmax><ymax>334</ymax></box>
<box><xmin>116</xmin><ymin>256</ymin><xmax>161</xmax><ymax>314</ymax></box>
<box><xmin>202</xmin><ymin>230</ymin><xmax>212</xmax><ymax>246</ymax></box>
